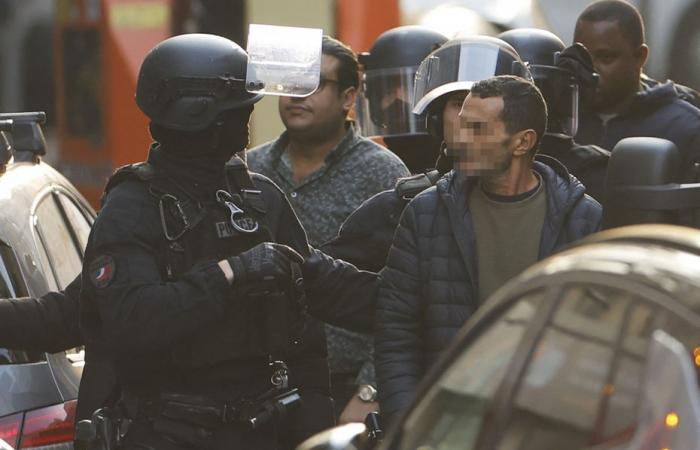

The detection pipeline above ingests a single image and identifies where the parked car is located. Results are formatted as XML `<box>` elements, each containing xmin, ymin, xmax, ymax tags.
<box><xmin>0</xmin><ymin>113</ymin><xmax>95</xmax><ymax>449</ymax></box>
<box><xmin>299</xmin><ymin>224</ymin><xmax>700</xmax><ymax>450</ymax></box>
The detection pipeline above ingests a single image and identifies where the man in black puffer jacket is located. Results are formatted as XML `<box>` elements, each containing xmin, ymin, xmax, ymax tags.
<box><xmin>375</xmin><ymin>76</ymin><xmax>602</xmax><ymax>425</ymax></box>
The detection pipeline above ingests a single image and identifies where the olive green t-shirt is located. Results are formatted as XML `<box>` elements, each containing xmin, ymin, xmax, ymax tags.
<box><xmin>469</xmin><ymin>174</ymin><xmax>546</xmax><ymax>303</ymax></box>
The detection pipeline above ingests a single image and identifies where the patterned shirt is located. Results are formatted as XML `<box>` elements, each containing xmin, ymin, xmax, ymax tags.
<box><xmin>247</xmin><ymin>122</ymin><xmax>409</xmax><ymax>384</ymax></box>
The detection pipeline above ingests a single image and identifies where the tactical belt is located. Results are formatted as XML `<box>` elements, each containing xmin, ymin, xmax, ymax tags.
<box><xmin>121</xmin><ymin>385</ymin><xmax>301</xmax><ymax>431</ymax></box>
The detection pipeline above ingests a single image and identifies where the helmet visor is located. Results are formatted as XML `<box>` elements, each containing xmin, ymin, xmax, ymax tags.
<box><xmin>356</xmin><ymin>66</ymin><xmax>427</xmax><ymax>137</ymax></box>
<box><xmin>412</xmin><ymin>39</ymin><xmax>531</xmax><ymax>114</ymax></box>
<box><xmin>531</xmin><ymin>66</ymin><xmax>579</xmax><ymax>137</ymax></box>
<box><xmin>245</xmin><ymin>24</ymin><xmax>322</xmax><ymax>97</ymax></box>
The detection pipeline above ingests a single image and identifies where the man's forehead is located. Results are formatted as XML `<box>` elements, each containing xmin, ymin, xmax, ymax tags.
<box><xmin>462</xmin><ymin>94</ymin><xmax>504</xmax><ymax>120</ymax></box>
<box><xmin>576</xmin><ymin>19</ymin><xmax>628</xmax><ymax>47</ymax></box>
<box><xmin>321</xmin><ymin>54</ymin><xmax>339</xmax><ymax>77</ymax></box>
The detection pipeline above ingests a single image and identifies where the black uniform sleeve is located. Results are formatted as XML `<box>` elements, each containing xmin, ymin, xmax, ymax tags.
<box><xmin>257</xmin><ymin>176</ymin><xmax>379</xmax><ymax>333</ymax></box>
<box><xmin>81</xmin><ymin>182</ymin><xmax>231</xmax><ymax>355</ymax></box>
<box><xmin>320</xmin><ymin>190</ymin><xmax>404</xmax><ymax>273</ymax></box>
<box><xmin>303</xmin><ymin>247</ymin><xmax>378</xmax><ymax>333</ymax></box>
<box><xmin>0</xmin><ymin>275</ymin><xmax>83</xmax><ymax>353</ymax></box>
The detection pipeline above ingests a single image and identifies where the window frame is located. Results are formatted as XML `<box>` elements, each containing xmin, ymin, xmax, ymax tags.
<box><xmin>481</xmin><ymin>272</ymin><xmax>700</xmax><ymax>449</ymax></box>
<box><xmin>31</xmin><ymin>186</ymin><xmax>92</xmax><ymax>290</ymax></box>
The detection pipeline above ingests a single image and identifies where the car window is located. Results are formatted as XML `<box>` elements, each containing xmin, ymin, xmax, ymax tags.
<box><xmin>598</xmin><ymin>303</ymin><xmax>655</xmax><ymax>442</ymax></box>
<box><xmin>495</xmin><ymin>284</ymin><xmax>651</xmax><ymax>450</ymax></box>
<box><xmin>33</xmin><ymin>193</ymin><xmax>83</xmax><ymax>289</ymax></box>
<box><xmin>399</xmin><ymin>290</ymin><xmax>545</xmax><ymax>450</ymax></box>
<box><xmin>654</xmin><ymin>308</ymin><xmax>700</xmax><ymax>390</ymax></box>
<box><xmin>56</xmin><ymin>192</ymin><xmax>92</xmax><ymax>254</ymax></box>
<box><xmin>53</xmin><ymin>192</ymin><xmax>91</xmax><ymax>363</ymax></box>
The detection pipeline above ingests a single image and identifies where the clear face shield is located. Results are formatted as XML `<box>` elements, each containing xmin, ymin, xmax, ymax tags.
<box><xmin>412</xmin><ymin>39</ymin><xmax>531</xmax><ymax>115</ymax></box>
<box><xmin>531</xmin><ymin>65</ymin><xmax>579</xmax><ymax>137</ymax></box>
<box><xmin>356</xmin><ymin>66</ymin><xmax>427</xmax><ymax>138</ymax></box>
<box><xmin>245</xmin><ymin>24</ymin><xmax>323</xmax><ymax>97</ymax></box>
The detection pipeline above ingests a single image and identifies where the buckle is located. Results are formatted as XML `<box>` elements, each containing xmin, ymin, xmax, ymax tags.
<box><xmin>216</xmin><ymin>189</ymin><xmax>259</xmax><ymax>234</ymax></box>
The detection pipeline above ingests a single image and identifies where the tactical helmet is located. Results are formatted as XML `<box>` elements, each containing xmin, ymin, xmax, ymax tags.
<box><xmin>499</xmin><ymin>28</ymin><xmax>598</xmax><ymax>137</ymax></box>
<box><xmin>412</xmin><ymin>35</ymin><xmax>532</xmax><ymax>139</ymax></box>
<box><xmin>356</xmin><ymin>26</ymin><xmax>448</xmax><ymax>138</ymax></box>
<box><xmin>135</xmin><ymin>34</ymin><xmax>262</xmax><ymax>132</ymax></box>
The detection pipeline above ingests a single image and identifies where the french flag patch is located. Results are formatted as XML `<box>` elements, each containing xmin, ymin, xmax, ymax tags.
<box><xmin>89</xmin><ymin>255</ymin><xmax>116</xmax><ymax>289</ymax></box>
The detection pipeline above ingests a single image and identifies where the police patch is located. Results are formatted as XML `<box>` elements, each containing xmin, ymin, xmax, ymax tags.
<box><xmin>89</xmin><ymin>255</ymin><xmax>116</xmax><ymax>288</ymax></box>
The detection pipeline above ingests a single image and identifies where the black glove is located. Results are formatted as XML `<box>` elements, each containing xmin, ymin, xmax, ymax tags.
<box><xmin>557</xmin><ymin>43</ymin><xmax>599</xmax><ymax>90</ymax></box>
<box><xmin>228</xmin><ymin>242</ymin><xmax>304</xmax><ymax>287</ymax></box>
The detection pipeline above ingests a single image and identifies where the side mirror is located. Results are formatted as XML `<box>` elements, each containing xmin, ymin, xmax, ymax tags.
<box><xmin>604</xmin><ymin>137</ymin><xmax>680</xmax><ymax>228</ymax></box>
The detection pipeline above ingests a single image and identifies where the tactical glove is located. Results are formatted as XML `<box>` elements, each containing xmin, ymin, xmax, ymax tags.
<box><xmin>228</xmin><ymin>242</ymin><xmax>304</xmax><ymax>287</ymax></box>
<box><xmin>556</xmin><ymin>43</ymin><xmax>599</xmax><ymax>89</ymax></box>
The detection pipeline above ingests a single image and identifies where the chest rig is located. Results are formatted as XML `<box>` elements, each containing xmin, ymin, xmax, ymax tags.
<box><xmin>104</xmin><ymin>157</ymin><xmax>307</xmax><ymax>373</ymax></box>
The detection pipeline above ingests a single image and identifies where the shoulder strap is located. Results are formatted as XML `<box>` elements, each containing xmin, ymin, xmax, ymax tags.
<box><xmin>102</xmin><ymin>162</ymin><xmax>158</xmax><ymax>204</ymax></box>
<box><xmin>395</xmin><ymin>169</ymin><xmax>442</xmax><ymax>201</ymax></box>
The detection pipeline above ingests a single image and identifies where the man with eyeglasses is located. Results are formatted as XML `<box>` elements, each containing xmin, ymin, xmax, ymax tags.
<box><xmin>247</xmin><ymin>35</ymin><xmax>408</xmax><ymax>424</ymax></box>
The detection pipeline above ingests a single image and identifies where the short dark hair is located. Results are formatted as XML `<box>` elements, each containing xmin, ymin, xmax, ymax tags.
<box><xmin>576</xmin><ymin>0</ymin><xmax>645</xmax><ymax>47</ymax></box>
<box><xmin>322</xmin><ymin>35</ymin><xmax>360</xmax><ymax>93</ymax></box>
<box><xmin>469</xmin><ymin>75</ymin><xmax>548</xmax><ymax>154</ymax></box>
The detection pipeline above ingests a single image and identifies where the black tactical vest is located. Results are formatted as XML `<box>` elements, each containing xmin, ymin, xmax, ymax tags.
<box><xmin>103</xmin><ymin>158</ymin><xmax>307</xmax><ymax>373</ymax></box>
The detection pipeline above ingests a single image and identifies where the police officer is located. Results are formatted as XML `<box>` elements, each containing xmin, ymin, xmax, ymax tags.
<box><xmin>499</xmin><ymin>28</ymin><xmax>610</xmax><ymax>202</ymax></box>
<box><xmin>355</xmin><ymin>26</ymin><xmax>448</xmax><ymax>173</ymax></box>
<box><xmin>322</xmin><ymin>36</ymin><xmax>533</xmax><ymax>272</ymax></box>
<box><xmin>80</xmin><ymin>33</ymin><xmax>377</xmax><ymax>450</ymax></box>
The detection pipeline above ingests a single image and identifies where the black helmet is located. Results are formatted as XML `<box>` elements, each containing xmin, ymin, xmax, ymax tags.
<box><xmin>135</xmin><ymin>34</ymin><xmax>262</xmax><ymax>132</ymax></box>
<box><xmin>411</xmin><ymin>35</ymin><xmax>532</xmax><ymax>139</ymax></box>
<box><xmin>356</xmin><ymin>26</ymin><xmax>448</xmax><ymax>138</ymax></box>
<box><xmin>499</xmin><ymin>28</ymin><xmax>598</xmax><ymax>137</ymax></box>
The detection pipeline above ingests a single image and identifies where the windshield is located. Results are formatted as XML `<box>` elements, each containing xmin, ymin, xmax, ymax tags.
<box><xmin>399</xmin><ymin>291</ymin><xmax>544</xmax><ymax>450</ymax></box>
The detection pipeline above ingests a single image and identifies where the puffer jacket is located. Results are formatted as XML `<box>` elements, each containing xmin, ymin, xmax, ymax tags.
<box><xmin>375</xmin><ymin>155</ymin><xmax>602</xmax><ymax>423</ymax></box>
<box><xmin>576</xmin><ymin>81</ymin><xmax>700</xmax><ymax>184</ymax></box>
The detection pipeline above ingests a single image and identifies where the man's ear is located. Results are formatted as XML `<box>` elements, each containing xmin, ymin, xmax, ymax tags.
<box><xmin>512</xmin><ymin>129</ymin><xmax>537</xmax><ymax>157</ymax></box>
<box><xmin>636</xmin><ymin>43</ymin><xmax>649</xmax><ymax>69</ymax></box>
<box><xmin>342</xmin><ymin>86</ymin><xmax>358</xmax><ymax>114</ymax></box>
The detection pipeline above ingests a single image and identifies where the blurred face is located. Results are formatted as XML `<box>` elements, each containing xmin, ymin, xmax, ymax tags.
<box><xmin>574</xmin><ymin>19</ymin><xmax>648</xmax><ymax>113</ymax></box>
<box><xmin>279</xmin><ymin>55</ymin><xmax>357</xmax><ymax>138</ymax></box>
<box><xmin>452</xmin><ymin>94</ymin><xmax>514</xmax><ymax>176</ymax></box>
<box><xmin>441</xmin><ymin>91</ymin><xmax>468</xmax><ymax>150</ymax></box>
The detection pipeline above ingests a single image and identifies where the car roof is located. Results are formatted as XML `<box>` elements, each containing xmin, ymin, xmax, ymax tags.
<box><xmin>0</xmin><ymin>159</ymin><xmax>94</xmax><ymax>297</ymax></box>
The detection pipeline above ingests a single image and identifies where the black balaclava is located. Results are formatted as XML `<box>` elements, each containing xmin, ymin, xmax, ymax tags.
<box><xmin>149</xmin><ymin>106</ymin><xmax>253</xmax><ymax>196</ymax></box>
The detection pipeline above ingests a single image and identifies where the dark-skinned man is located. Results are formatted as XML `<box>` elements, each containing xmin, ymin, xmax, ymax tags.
<box><xmin>499</xmin><ymin>28</ymin><xmax>610</xmax><ymax>202</ymax></box>
<box><xmin>573</xmin><ymin>0</ymin><xmax>700</xmax><ymax>191</ymax></box>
